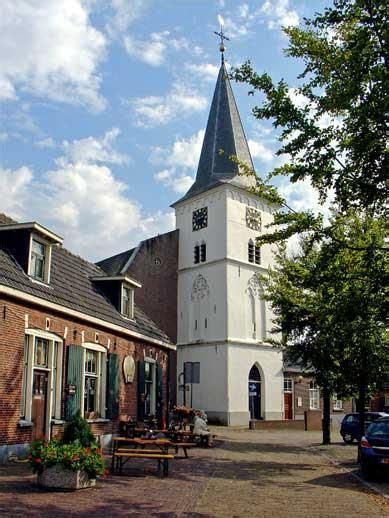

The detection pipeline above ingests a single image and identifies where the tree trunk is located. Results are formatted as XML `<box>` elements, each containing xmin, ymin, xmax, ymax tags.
<box><xmin>357</xmin><ymin>383</ymin><xmax>366</xmax><ymax>442</ymax></box>
<box><xmin>322</xmin><ymin>386</ymin><xmax>331</xmax><ymax>445</ymax></box>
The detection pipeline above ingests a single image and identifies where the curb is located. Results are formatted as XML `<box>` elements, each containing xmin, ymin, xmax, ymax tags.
<box><xmin>308</xmin><ymin>445</ymin><xmax>389</xmax><ymax>501</ymax></box>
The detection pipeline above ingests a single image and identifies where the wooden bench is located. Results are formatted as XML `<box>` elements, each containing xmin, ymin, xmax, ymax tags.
<box><xmin>113</xmin><ymin>452</ymin><xmax>174</xmax><ymax>477</ymax></box>
<box><xmin>168</xmin><ymin>442</ymin><xmax>197</xmax><ymax>458</ymax></box>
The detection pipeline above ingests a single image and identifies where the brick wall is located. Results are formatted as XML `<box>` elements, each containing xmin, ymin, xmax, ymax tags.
<box><xmin>125</xmin><ymin>230</ymin><xmax>179</xmax><ymax>407</ymax></box>
<box><xmin>284</xmin><ymin>372</ymin><xmax>353</xmax><ymax>419</ymax></box>
<box><xmin>0</xmin><ymin>296</ymin><xmax>170</xmax><ymax>447</ymax></box>
<box><xmin>126</xmin><ymin>230</ymin><xmax>179</xmax><ymax>343</ymax></box>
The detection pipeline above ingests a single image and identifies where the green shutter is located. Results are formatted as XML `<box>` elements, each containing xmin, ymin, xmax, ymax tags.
<box><xmin>107</xmin><ymin>353</ymin><xmax>120</xmax><ymax>419</ymax></box>
<box><xmin>137</xmin><ymin>361</ymin><xmax>145</xmax><ymax>422</ymax></box>
<box><xmin>66</xmin><ymin>345</ymin><xmax>83</xmax><ymax>420</ymax></box>
<box><xmin>156</xmin><ymin>363</ymin><xmax>163</xmax><ymax>425</ymax></box>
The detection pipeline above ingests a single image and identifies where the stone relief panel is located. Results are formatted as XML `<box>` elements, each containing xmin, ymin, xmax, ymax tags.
<box><xmin>247</xmin><ymin>274</ymin><xmax>263</xmax><ymax>298</ymax></box>
<box><xmin>191</xmin><ymin>274</ymin><xmax>210</xmax><ymax>301</ymax></box>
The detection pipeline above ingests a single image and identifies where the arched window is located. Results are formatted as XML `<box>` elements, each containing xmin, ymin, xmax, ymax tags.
<box><xmin>200</xmin><ymin>241</ymin><xmax>206</xmax><ymax>262</ymax></box>
<box><xmin>255</xmin><ymin>244</ymin><xmax>261</xmax><ymax>265</ymax></box>
<box><xmin>194</xmin><ymin>243</ymin><xmax>200</xmax><ymax>264</ymax></box>
<box><xmin>248</xmin><ymin>239</ymin><xmax>254</xmax><ymax>263</ymax></box>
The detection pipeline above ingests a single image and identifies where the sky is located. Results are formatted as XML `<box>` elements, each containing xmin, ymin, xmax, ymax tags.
<box><xmin>0</xmin><ymin>0</ymin><xmax>330</xmax><ymax>262</ymax></box>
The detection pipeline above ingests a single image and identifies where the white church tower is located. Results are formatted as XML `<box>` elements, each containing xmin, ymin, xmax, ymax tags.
<box><xmin>172</xmin><ymin>47</ymin><xmax>283</xmax><ymax>425</ymax></box>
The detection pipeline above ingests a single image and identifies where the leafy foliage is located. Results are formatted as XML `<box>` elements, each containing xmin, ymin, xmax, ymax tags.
<box><xmin>29</xmin><ymin>440</ymin><xmax>105</xmax><ymax>479</ymax></box>
<box><xmin>62</xmin><ymin>411</ymin><xmax>95</xmax><ymax>447</ymax></box>
<box><xmin>231</xmin><ymin>0</ymin><xmax>388</xmax><ymax>213</ymax></box>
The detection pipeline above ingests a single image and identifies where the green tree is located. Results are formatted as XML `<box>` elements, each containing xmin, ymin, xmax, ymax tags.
<box><xmin>229</xmin><ymin>0</ymin><xmax>388</xmax><ymax>439</ymax></box>
<box><xmin>262</xmin><ymin>211</ymin><xmax>388</xmax><ymax>443</ymax></box>
<box><xmin>232</xmin><ymin>0</ymin><xmax>388</xmax><ymax>215</ymax></box>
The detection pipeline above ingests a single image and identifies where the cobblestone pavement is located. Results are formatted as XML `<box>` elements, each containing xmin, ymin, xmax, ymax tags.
<box><xmin>0</xmin><ymin>429</ymin><xmax>388</xmax><ymax>517</ymax></box>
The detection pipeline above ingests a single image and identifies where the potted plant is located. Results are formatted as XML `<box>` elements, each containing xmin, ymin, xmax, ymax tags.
<box><xmin>29</xmin><ymin>413</ymin><xmax>105</xmax><ymax>490</ymax></box>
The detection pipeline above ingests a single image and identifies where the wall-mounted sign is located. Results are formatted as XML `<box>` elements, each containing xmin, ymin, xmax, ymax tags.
<box><xmin>123</xmin><ymin>355</ymin><xmax>135</xmax><ymax>383</ymax></box>
<box><xmin>66</xmin><ymin>384</ymin><xmax>76</xmax><ymax>395</ymax></box>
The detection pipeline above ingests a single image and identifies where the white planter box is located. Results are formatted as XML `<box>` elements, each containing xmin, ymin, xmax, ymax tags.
<box><xmin>37</xmin><ymin>465</ymin><xmax>96</xmax><ymax>490</ymax></box>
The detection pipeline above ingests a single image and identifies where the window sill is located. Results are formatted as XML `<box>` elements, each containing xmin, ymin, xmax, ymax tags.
<box><xmin>86</xmin><ymin>418</ymin><xmax>110</xmax><ymax>424</ymax></box>
<box><xmin>51</xmin><ymin>419</ymin><xmax>66</xmax><ymax>425</ymax></box>
<box><xmin>18</xmin><ymin>420</ymin><xmax>33</xmax><ymax>428</ymax></box>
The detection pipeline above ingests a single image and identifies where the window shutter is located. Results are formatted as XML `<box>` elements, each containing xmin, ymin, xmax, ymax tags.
<box><xmin>137</xmin><ymin>361</ymin><xmax>146</xmax><ymax>422</ymax></box>
<box><xmin>66</xmin><ymin>345</ymin><xmax>83</xmax><ymax>420</ymax></box>
<box><xmin>156</xmin><ymin>362</ymin><xmax>163</xmax><ymax>425</ymax></box>
<box><xmin>106</xmin><ymin>353</ymin><xmax>120</xmax><ymax>419</ymax></box>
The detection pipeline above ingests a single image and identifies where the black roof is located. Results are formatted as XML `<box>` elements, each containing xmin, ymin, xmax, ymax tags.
<box><xmin>96</xmin><ymin>248</ymin><xmax>136</xmax><ymax>276</ymax></box>
<box><xmin>0</xmin><ymin>242</ymin><xmax>172</xmax><ymax>345</ymax></box>
<box><xmin>173</xmin><ymin>63</ymin><xmax>256</xmax><ymax>206</ymax></box>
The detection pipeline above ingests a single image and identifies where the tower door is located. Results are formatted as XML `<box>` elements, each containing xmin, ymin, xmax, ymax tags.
<box><xmin>248</xmin><ymin>365</ymin><xmax>261</xmax><ymax>420</ymax></box>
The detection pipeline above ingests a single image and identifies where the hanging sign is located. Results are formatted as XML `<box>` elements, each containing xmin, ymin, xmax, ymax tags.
<box><xmin>123</xmin><ymin>355</ymin><xmax>135</xmax><ymax>383</ymax></box>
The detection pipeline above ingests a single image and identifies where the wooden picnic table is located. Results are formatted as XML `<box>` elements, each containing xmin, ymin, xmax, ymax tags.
<box><xmin>111</xmin><ymin>437</ymin><xmax>173</xmax><ymax>476</ymax></box>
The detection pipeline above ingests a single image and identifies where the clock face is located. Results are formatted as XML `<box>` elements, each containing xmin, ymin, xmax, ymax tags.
<box><xmin>192</xmin><ymin>207</ymin><xmax>208</xmax><ymax>231</ymax></box>
<box><xmin>246</xmin><ymin>207</ymin><xmax>261</xmax><ymax>231</ymax></box>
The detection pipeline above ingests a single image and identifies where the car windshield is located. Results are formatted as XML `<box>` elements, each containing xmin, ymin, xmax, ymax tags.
<box><xmin>367</xmin><ymin>421</ymin><xmax>389</xmax><ymax>438</ymax></box>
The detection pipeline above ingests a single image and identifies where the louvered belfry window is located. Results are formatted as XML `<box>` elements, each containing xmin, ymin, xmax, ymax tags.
<box><xmin>248</xmin><ymin>240</ymin><xmax>254</xmax><ymax>263</ymax></box>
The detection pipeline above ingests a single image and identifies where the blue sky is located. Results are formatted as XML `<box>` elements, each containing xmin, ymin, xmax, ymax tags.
<box><xmin>0</xmin><ymin>0</ymin><xmax>329</xmax><ymax>261</ymax></box>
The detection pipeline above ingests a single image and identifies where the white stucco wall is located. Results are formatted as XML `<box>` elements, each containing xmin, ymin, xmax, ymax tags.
<box><xmin>228</xmin><ymin>343</ymin><xmax>284</xmax><ymax>422</ymax></box>
<box><xmin>177</xmin><ymin>344</ymin><xmax>228</xmax><ymax>414</ymax></box>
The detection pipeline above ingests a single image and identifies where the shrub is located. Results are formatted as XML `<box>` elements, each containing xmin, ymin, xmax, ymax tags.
<box><xmin>29</xmin><ymin>440</ymin><xmax>105</xmax><ymax>479</ymax></box>
<box><xmin>62</xmin><ymin>411</ymin><xmax>95</xmax><ymax>447</ymax></box>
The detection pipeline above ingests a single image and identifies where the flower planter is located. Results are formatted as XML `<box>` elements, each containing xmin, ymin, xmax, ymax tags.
<box><xmin>37</xmin><ymin>465</ymin><xmax>96</xmax><ymax>490</ymax></box>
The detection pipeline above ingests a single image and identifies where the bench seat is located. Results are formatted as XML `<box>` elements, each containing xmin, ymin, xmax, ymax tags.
<box><xmin>113</xmin><ymin>452</ymin><xmax>174</xmax><ymax>477</ymax></box>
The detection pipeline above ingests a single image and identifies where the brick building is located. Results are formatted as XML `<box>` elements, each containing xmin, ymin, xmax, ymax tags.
<box><xmin>0</xmin><ymin>214</ymin><xmax>175</xmax><ymax>463</ymax></box>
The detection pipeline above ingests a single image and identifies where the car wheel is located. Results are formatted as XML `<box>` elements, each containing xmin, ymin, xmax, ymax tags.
<box><xmin>361</xmin><ymin>461</ymin><xmax>374</xmax><ymax>480</ymax></box>
<box><xmin>342</xmin><ymin>433</ymin><xmax>354</xmax><ymax>444</ymax></box>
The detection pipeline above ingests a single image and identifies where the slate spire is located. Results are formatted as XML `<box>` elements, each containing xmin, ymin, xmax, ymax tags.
<box><xmin>174</xmin><ymin>61</ymin><xmax>256</xmax><ymax>204</ymax></box>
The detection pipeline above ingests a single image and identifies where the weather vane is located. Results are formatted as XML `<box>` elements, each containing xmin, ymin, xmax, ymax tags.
<box><xmin>214</xmin><ymin>25</ymin><xmax>230</xmax><ymax>64</ymax></box>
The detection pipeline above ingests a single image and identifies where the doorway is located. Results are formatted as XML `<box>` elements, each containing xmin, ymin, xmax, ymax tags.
<box><xmin>248</xmin><ymin>365</ymin><xmax>261</xmax><ymax>420</ymax></box>
<box><xmin>284</xmin><ymin>378</ymin><xmax>293</xmax><ymax>420</ymax></box>
<box><xmin>31</xmin><ymin>370</ymin><xmax>48</xmax><ymax>441</ymax></box>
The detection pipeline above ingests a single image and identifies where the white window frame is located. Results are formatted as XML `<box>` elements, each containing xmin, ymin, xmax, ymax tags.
<box><xmin>333</xmin><ymin>395</ymin><xmax>343</xmax><ymax>410</ymax></box>
<box><xmin>284</xmin><ymin>378</ymin><xmax>293</xmax><ymax>393</ymax></box>
<box><xmin>21</xmin><ymin>330</ymin><xmax>63</xmax><ymax>438</ymax></box>
<box><xmin>309</xmin><ymin>381</ymin><xmax>320</xmax><ymax>410</ymax></box>
<box><xmin>28</xmin><ymin>233</ymin><xmax>52</xmax><ymax>284</ymax></box>
<box><xmin>144</xmin><ymin>357</ymin><xmax>156</xmax><ymax>417</ymax></box>
<box><xmin>121</xmin><ymin>284</ymin><xmax>134</xmax><ymax>320</ymax></box>
<box><xmin>81</xmin><ymin>343</ymin><xmax>107</xmax><ymax>419</ymax></box>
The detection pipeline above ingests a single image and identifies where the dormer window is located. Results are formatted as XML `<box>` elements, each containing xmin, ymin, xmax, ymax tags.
<box><xmin>30</xmin><ymin>239</ymin><xmax>46</xmax><ymax>281</ymax></box>
<box><xmin>0</xmin><ymin>221</ymin><xmax>62</xmax><ymax>285</ymax></box>
<box><xmin>122</xmin><ymin>285</ymin><xmax>134</xmax><ymax>319</ymax></box>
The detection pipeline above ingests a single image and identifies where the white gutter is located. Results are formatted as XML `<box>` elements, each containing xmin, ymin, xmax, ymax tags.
<box><xmin>0</xmin><ymin>285</ymin><xmax>175</xmax><ymax>351</ymax></box>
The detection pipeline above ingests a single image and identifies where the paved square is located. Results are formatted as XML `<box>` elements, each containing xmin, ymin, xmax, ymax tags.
<box><xmin>0</xmin><ymin>429</ymin><xmax>387</xmax><ymax>517</ymax></box>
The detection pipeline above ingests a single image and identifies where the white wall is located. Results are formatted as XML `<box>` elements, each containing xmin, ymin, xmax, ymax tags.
<box><xmin>228</xmin><ymin>343</ymin><xmax>284</xmax><ymax>421</ymax></box>
<box><xmin>177</xmin><ymin>344</ymin><xmax>228</xmax><ymax>413</ymax></box>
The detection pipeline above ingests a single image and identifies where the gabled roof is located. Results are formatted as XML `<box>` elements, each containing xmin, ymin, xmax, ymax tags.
<box><xmin>96</xmin><ymin>248</ymin><xmax>137</xmax><ymax>276</ymax></box>
<box><xmin>0</xmin><ymin>219</ymin><xmax>173</xmax><ymax>347</ymax></box>
<box><xmin>173</xmin><ymin>63</ymin><xmax>256</xmax><ymax>206</ymax></box>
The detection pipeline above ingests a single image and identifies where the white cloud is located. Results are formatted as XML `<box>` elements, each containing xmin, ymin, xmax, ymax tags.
<box><xmin>60</xmin><ymin>128</ymin><xmax>129</xmax><ymax>166</ymax></box>
<box><xmin>278</xmin><ymin>178</ymin><xmax>334</xmax><ymax>221</ymax></box>
<box><xmin>151</xmin><ymin>130</ymin><xmax>204</xmax><ymax>194</ymax></box>
<box><xmin>130</xmin><ymin>83</ymin><xmax>207</xmax><ymax>127</ymax></box>
<box><xmin>0</xmin><ymin>130</ymin><xmax>174</xmax><ymax>259</ymax></box>
<box><xmin>36</xmin><ymin>137</ymin><xmax>56</xmax><ymax>149</ymax></box>
<box><xmin>184</xmin><ymin>63</ymin><xmax>219</xmax><ymax>82</ymax></box>
<box><xmin>107</xmin><ymin>0</ymin><xmax>149</xmax><ymax>36</ymax></box>
<box><xmin>260</xmin><ymin>0</ymin><xmax>299</xmax><ymax>30</ymax></box>
<box><xmin>248</xmin><ymin>140</ymin><xmax>274</xmax><ymax>163</ymax></box>
<box><xmin>0</xmin><ymin>0</ymin><xmax>107</xmax><ymax>111</ymax></box>
<box><xmin>0</xmin><ymin>133</ymin><xmax>8</xmax><ymax>142</ymax></box>
<box><xmin>0</xmin><ymin>166</ymin><xmax>33</xmax><ymax>219</ymax></box>
<box><xmin>124</xmin><ymin>31</ymin><xmax>194</xmax><ymax>67</ymax></box>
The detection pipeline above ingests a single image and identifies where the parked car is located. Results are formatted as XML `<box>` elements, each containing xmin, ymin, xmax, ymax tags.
<box><xmin>359</xmin><ymin>416</ymin><xmax>389</xmax><ymax>478</ymax></box>
<box><xmin>340</xmin><ymin>412</ymin><xmax>388</xmax><ymax>443</ymax></box>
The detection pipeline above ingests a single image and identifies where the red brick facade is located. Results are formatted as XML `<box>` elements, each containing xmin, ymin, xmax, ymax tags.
<box><xmin>0</xmin><ymin>295</ymin><xmax>170</xmax><ymax>448</ymax></box>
